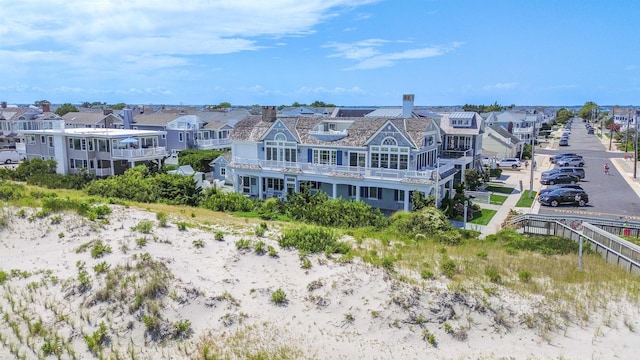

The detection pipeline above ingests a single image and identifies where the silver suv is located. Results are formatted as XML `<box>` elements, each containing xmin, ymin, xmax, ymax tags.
<box><xmin>498</xmin><ymin>158</ymin><xmax>522</xmax><ymax>168</ymax></box>
<box><xmin>542</xmin><ymin>166</ymin><xmax>586</xmax><ymax>179</ymax></box>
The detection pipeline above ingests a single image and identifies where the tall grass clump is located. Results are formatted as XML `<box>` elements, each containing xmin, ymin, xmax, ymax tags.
<box><xmin>278</xmin><ymin>226</ymin><xmax>350</xmax><ymax>254</ymax></box>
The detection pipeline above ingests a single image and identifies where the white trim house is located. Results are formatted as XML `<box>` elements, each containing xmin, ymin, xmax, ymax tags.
<box><xmin>22</xmin><ymin>128</ymin><xmax>167</xmax><ymax>177</ymax></box>
<box><xmin>225</xmin><ymin>105</ymin><xmax>457</xmax><ymax>212</ymax></box>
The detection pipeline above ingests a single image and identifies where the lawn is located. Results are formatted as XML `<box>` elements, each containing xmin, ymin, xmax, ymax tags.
<box><xmin>489</xmin><ymin>193</ymin><xmax>508</xmax><ymax>205</ymax></box>
<box><xmin>485</xmin><ymin>184</ymin><xmax>515</xmax><ymax>194</ymax></box>
<box><xmin>515</xmin><ymin>190</ymin><xmax>537</xmax><ymax>207</ymax></box>
<box><xmin>469</xmin><ymin>209</ymin><xmax>497</xmax><ymax>225</ymax></box>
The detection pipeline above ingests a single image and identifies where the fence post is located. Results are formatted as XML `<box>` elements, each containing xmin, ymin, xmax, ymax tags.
<box><xmin>578</xmin><ymin>234</ymin><xmax>583</xmax><ymax>271</ymax></box>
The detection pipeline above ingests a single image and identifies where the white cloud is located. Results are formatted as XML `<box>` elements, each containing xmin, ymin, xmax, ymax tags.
<box><xmin>325</xmin><ymin>40</ymin><xmax>463</xmax><ymax>70</ymax></box>
<box><xmin>0</xmin><ymin>1</ymin><xmax>381</xmax><ymax>79</ymax></box>
<box><xmin>483</xmin><ymin>82</ymin><xmax>519</xmax><ymax>90</ymax></box>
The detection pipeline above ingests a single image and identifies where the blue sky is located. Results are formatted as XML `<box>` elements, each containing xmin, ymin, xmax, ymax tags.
<box><xmin>1</xmin><ymin>0</ymin><xmax>640</xmax><ymax>107</ymax></box>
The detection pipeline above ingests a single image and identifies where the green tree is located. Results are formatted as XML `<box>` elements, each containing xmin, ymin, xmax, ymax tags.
<box><xmin>54</xmin><ymin>103</ymin><xmax>79</xmax><ymax>116</ymax></box>
<box><xmin>461</xmin><ymin>101</ymin><xmax>505</xmax><ymax>113</ymax></box>
<box><xmin>111</xmin><ymin>103</ymin><xmax>126</xmax><ymax>110</ymax></box>
<box><xmin>34</xmin><ymin>100</ymin><xmax>50</xmax><ymax>107</ymax></box>
<box><xmin>310</xmin><ymin>100</ymin><xmax>336</xmax><ymax>107</ymax></box>
<box><xmin>209</xmin><ymin>101</ymin><xmax>231</xmax><ymax>109</ymax></box>
<box><xmin>464</xmin><ymin>169</ymin><xmax>485</xmax><ymax>191</ymax></box>
<box><xmin>555</xmin><ymin>108</ymin><xmax>573</xmax><ymax>124</ymax></box>
<box><xmin>577</xmin><ymin>101</ymin><xmax>599</xmax><ymax>120</ymax></box>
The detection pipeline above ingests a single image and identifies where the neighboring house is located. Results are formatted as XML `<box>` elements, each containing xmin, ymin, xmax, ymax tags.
<box><xmin>129</xmin><ymin>109</ymin><xmax>247</xmax><ymax>154</ymax></box>
<box><xmin>226</xmin><ymin>98</ymin><xmax>458</xmax><ymax>213</ymax></box>
<box><xmin>483</xmin><ymin>125</ymin><xmax>523</xmax><ymax>159</ymax></box>
<box><xmin>483</xmin><ymin>110</ymin><xmax>540</xmax><ymax>144</ymax></box>
<box><xmin>22</xmin><ymin>127</ymin><xmax>167</xmax><ymax>177</ymax></box>
<box><xmin>611</xmin><ymin>107</ymin><xmax>638</xmax><ymax>131</ymax></box>
<box><xmin>62</xmin><ymin>110</ymin><xmax>124</xmax><ymax>129</ymax></box>
<box><xmin>279</xmin><ymin>107</ymin><xmax>332</xmax><ymax>117</ymax></box>
<box><xmin>437</xmin><ymin>112</ymin><xmax>485</xmax><ymax>181</ymax></box>
<box><xmin>209</xmin><ymin>152</ymin><xmax>232</xmax><ymax>185</ymax></box>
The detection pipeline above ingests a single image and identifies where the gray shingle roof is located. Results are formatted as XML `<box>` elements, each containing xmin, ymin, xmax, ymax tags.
<box><xmin>229</xmin><ymin>116</ymin><xmax>436</xmax><ymax>149</ymax></box>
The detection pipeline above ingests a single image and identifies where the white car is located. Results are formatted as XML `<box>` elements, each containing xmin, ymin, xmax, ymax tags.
<box><xmin>0</xmin><ymin>150</ymin><xmax>22</xmax><ymax>164</ymax></box>
<box><xmin>556</xmin><ymin>157</ymin><xmax>584</xmax><ymax>167</ymax></box>
<box><xmin>498</xmin><ymin>158</ymin><xmax>522</xmax><ymax>168</ymax></box>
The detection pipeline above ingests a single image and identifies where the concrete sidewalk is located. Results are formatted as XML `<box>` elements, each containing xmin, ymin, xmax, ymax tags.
<box><xmin>597</xmin><ymin>133</ymin><xmax>640</xmax><ymax>199</ymax></box>
<box><xmin>474</xmin><ymin>152</ymin><xmax>552</xmax><ymax>238</ymax></box>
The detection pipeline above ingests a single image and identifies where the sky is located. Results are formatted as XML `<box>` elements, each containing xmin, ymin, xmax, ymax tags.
<box><xmin>1</xmin><ymin>0</ymin><xmax>640</xmax><ymax>107</ymax></box>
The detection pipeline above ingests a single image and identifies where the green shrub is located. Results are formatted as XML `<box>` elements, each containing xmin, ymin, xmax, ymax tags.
<box><xmin>380</xmin><ymin>256</ymin><xmax>395</xmax><ymax>272</ymax></box>
<box><xmin>254</xmin><ymin>240</ymin><xmax>266</xmax><ymax>255</ymax></box>
<box><xmin>235</xmin><ymin>239</ymin><xmax>251</xmax><ymax>250</ymax></box>
<box><xmin>173</xmin><ymin>319</ymin><xmax>192</xmax><ymax>339</ymax></box>
<box><xmin>440</xmin><ymin>260</ymin><xmax>457</xmax><ymax>278</ymax></box>
<box><xmin>136</xmin><ymin>237</ymin><xmax>147</xmax><ymax>247</ymax></box>
<box><xmin>132</xmin><ymin>220</ymin><xmax>154</xmax><ymax>234</ymax></box>
<box><xmin>156</xmin><ymin>212</ymin><xmax>168</xmax><ymax>227</ymax></box>
<box><xmin>90</xmin><ymin>241</ymin><xmax>112</xmax><ymax>258</ymax></box>
<box><xmin>301</xmin><ymin>258</ymin><xmax>312</xmax><ymax>269</ymax></box>
<box><xmin>267</xmin><ymin>245</ymin><xmax>278</xmax><ymax>257</ymax></box>
<box><xmin>476</xmin><ymin>250</ymin><xmax>488</xmax><ymax>259</ymax></box>
<box><xmin>193</xmin><ymin>239</ymin><xmax>205</xmax><ymax>248</ymax></box>
<box><xmin>518</xmin><ymin>270</ymin><xmax>532</xmax><ymax>283</ymax></box>
<box><xmin>485</xmin><ymin>267</ymin><xmax>502</xmax><ymax>284</ymax></box>
<box><xmin>271</xmin><ymin>288</ymin><xmax>288</xmax><ymax>305</ymax></box>
<box><xmin>215</xmin><ymin>231</ymin><xmax>224</xmax><ymax>241</ymax></box>
<box><xmin>420</xmin><ymin>269</ymin><xmax>434</xmax><ymax>280</ymax></box>
<box><xmin>93</xmin><ymin>261</ymin><xmax>110</xmax><ymax>274</ymax></box>
<box><xmin>278</xmin><ymin>226</ymin><xmax>350</xmax><ymax>254</ymax></box>
<box><xmin>177</xmin><ymin>221</ymin><xmax>188</xmax><ymax>231</ymax></box>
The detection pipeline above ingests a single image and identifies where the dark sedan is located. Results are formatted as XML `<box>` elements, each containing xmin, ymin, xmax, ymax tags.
<box><xmin>538</xmin><ymin>188</ymin><xmax>589</xmax><ymax>207</ymax></box>
<box><xmin>538</xmin><ymin>184</ymin><xmax>584</xmax><ymax>196</ymax></box>
<box><xmin>540</xmin><ymin>173</ymin><xmax>580</xmax><ymax>185</ymax></box>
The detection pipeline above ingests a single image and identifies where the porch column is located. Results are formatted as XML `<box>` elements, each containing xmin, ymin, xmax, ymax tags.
<box><xmin>332</xmin><ymin>183</ymin><xmax>337</xmax><ymax>199</ymax></box>
<box><xmin>448</xmin><ymin>179</ymin><xmax>454</xmax><ymax>198</ymax></box>
<box><xmin>403</xmin><ymin>189</ymin><xmax>410</xmax><ymax>212</ymax></box>
<box><xmin>258</xmin><ymin>176</ymin><xmax>263</xmax><ymax>199</ymax></box>
<box><xmin>233</xmin><ymin>174</ymin><xmax>239</xmax><ymax>193</ymax></box>
<box><xmin>355</xmin><ymin>185</ymin><xmax>361</xmax><ymax>201</ymax></box>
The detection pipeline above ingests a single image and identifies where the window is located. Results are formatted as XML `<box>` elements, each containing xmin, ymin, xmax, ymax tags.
<box><xmin>41</xmin><ymin>136</ymin><xmax>46</xmax><ymax>144</ymax></box>
<box><xmin>370</xmin><ymin>138</ymin><xmax>409</xmax><ymax>170</ymax></box>
<box><xmin>97</xmin><ymin>139</ymin><xmax>109</xmax><ymax>152</ymax></box>
<box><xmin>265</xmin><ymin>133</ymin><xmax>297</xmax><ymax>163</ymax></box>
<box><xmin>88</xmin><ymin>139</ymin><xmax>94</xmax><ymax>151</ymax></box>
<box><xmin>265</xmin><ymin>178</ymin><xmax>284</xmax><ymax>191</ymax></box>
<box><xmin>68</xmin><ymin>138</ymin><xmax>86</xmax><ymax>150</ymax></box>
<box><xmin>220</xmin><ymin>167</ymin><xmax>226</xmax><ymax>176</ymax></box>
<box><xmin>300</xmin><ymin>181</ymin><xmax>321</xmax><ymax>190</ymax></box>
<box><xmin>312</xmin><ymin>149</ymin><xmax>337</xmax><ymax>165</ymax></box>
<box><xmin>27</xmin><ymin>135</ymin><xmax>36</xmax><ymax>145</ymax></box>
<box><xmin>69</xmin><ymin>159</ymin><xmax>88</xmax><ymax>169</ymax></box>
<box><xmin>394</xmin><ymin>190</ymin><xmax>405</xmax><ymax>202</ymax></box>
<box><xmin>360</xmin><ymin>186</ymin><xmax>382</xmax><ymax>200</ymax></box>
<box><xmin>48</xmin><ymin>137</ymin><xmax>54</xmax><ymax>148</ymax></box>
<box><xmin>349</xmin><ymin>152</ymin><xmax>366</xmax><ymax>167</ymax></box>
<box><xmin>179</xmin><ymin>133</ymin><xmax>184</xmax><ymax>142</ymax></box>
<box><xmin>162</xmin><ymin>134</ymin><xmax>166</xmax><ymax>139</ymax></box>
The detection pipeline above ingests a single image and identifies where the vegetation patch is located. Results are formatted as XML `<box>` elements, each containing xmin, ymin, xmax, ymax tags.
<box><xmin>278</xmin><ymin>226</ymin><xmax>350</xmax><ymax>254</ymax></box>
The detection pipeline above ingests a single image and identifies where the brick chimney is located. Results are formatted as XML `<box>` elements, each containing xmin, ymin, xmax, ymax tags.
<box><xmin>1</xmin><ymin>102</ymin><xmax>6</xmax><ymax>109</ymax></box>
<box><xmin>261</xmin><ymin>106</ymin><xmax>277</xmax><ymax>122</ymax></box>
<box><xmin>402</xmin><ymin>94</ymin><xmax>414</xmax><ymax>118</ymax></box>
<box><xmin>42</xmin><ymin>102</ymin><xmax>50</xmax><ymax>113</ymax></box>
<box><xmin>103</xmin><ymin>109</ymin><xmax>113</xmax><ymax>115</ymax></box>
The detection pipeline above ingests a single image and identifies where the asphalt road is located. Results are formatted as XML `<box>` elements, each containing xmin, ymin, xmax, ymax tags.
<box><xmin>536</xmin><ymin>120</ymin><xmax>640</xmax><ymax>220</ymax></box>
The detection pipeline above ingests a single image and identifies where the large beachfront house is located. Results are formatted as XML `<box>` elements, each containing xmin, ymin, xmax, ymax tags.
<box><xmin>225</xmin><ymin>98</ymin><xmax>460</xmax><ymax>212</ymax></box>
<box><xmin>22</xmin><ymin>127</ymin><xmax>167</xmax><ymax>177</ymax></box>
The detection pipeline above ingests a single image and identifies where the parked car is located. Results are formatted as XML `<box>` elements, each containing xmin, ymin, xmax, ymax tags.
<box><xmin>587</xmin><ymin>128</ymin><xmax>594</xmax><ymax>134</ymax></box>
<box><xmin>538</xmin><ymin>188</ymin><xmax>589</xmax><ymax>207</ymax></box>
<box><xmin>542</xmin><ymin>167</ymin><xmax>585</xmax><ymax>179</ymax></box>
<box><xmin>0</xmin><ymin>150</ymin><xmax>22</xmax><ymax>164</ymax></box>
<box><xmin>550</xmin><ymin>153</ymin><xmax>580</xmax><ymax>163</ymax></box>
<box><xmin>538</xmin><ymin>184</ymin><xmax>584</xmax><ymax>196</ymax></box>
<box><xmin>556</xmin><ymin>157</ymin><xmax>585</xmax><ymax>167</ymax></box>
<box><xmin>540</xmin><ymin>173</ymin><xmax>580</xmax><ymax>185</ymax></box>
<box><xmin>498</xmin><ymin>158</ymin><xmax>522</xmax><ymax>168</ymax></box>
<box><xmin>559</xmin><ymin>138</ymin><xmax>569</xmax><ymax>146</ymax></box>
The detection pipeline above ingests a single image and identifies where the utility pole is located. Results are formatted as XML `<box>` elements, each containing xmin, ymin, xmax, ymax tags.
<box><xmin>635</xmin><ymin>110</ymin><xmax>638</xmax><ymax>179</ymax></box>
<box><xmin>609</xmin><ymin>108</ymin><xmax>614</xmax><ymax>151</ymax></box>
<box><xmin>529</xmin><ymin>121</ymin><xmax>536</xmax><ymax>198</ymax></box>
<box><xmin>626</xmin><ymin>109</ymin><xmax>631</xmax><ymax>153</ymax></box>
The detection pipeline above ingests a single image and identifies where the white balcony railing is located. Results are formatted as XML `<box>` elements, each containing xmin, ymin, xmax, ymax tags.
<box><xmin>512</xmin><ymin>126</ymin><xmax>534</xmax><ymax>134</ymax></box>
<box><xmin>231</xmin><ymin>157</ymin><xmax>456</xmax><ymax>183</ymax></box>
<box><xmin>112</xmin><ymin>147</ymin><xmax>167</xmax><ymax>158</ymax></box>
<box><xmin>195</xmin><ymin>138</ymin><xmax>230</xmax><ymax>148</ymax></box>
<box><xmin>93</xmin><ymin>168</ymin><xmax>112</xmax><ymax>177</ymax></box>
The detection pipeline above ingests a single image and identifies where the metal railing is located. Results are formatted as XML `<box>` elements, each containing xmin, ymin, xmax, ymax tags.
<box><xmin>112</xmin><ymin>147</ymin><xmax>167</xmax><ymax>158</ymax></box>
<box><xmin>506</xmin><ymin>213</ymin><xmax>640</xmax><ymax>274</ymax></box>
<box><xmin>195</xmin><ymin>138</ymin><xmax>230</xmax><ymax>148</ymax></box>
<box><xmin>231</xmin><ymin>157</ymin><xmax>457</xmax><ymax>183</ymax></box>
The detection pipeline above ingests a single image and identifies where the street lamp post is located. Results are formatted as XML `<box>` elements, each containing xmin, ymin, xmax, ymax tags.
<box><xmin>463</xmin><ymin>201</ymin><xmax>469</xmax><ymax>230</ymax></box>
<box><xmin>635</xmin><ymin>112</ymin><xmax>638</xmax><ymax>179</ymax></box>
